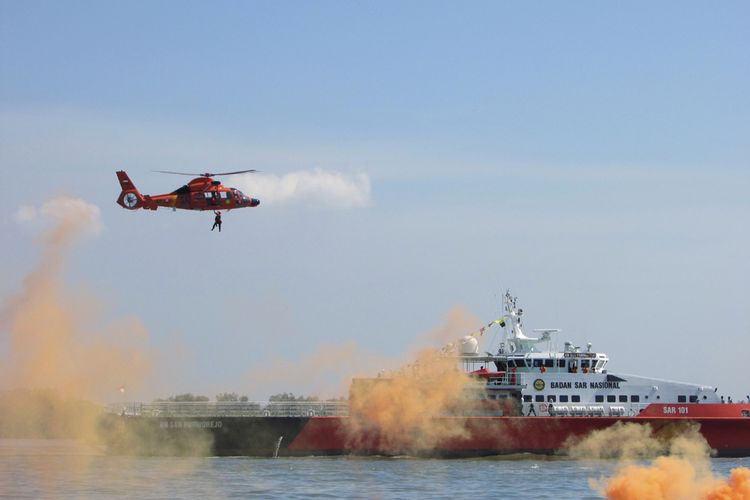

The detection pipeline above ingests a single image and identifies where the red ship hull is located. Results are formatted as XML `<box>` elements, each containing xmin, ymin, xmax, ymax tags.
<box><xmin>288</xmin><ymin>404</ymin><xmax>750</xmax><ymax>457</ymax></box>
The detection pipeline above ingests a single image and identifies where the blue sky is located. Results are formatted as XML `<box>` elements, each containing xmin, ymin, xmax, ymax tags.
<box><xmin>1</xmin><ymin>1</ymin><xmax>748</xmax><ymax>400</ymax></box>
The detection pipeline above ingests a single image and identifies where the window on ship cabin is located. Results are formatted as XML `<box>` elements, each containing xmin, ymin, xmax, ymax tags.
<box><xmin>535</xmin><ymin>395</ymin><xmax>544</xmax><ymax>402</ymax></box>
<box><xmin>547</xmin><ymin>395</ymin><xmax>556</xmax><ymax>402</ymax></box>
<box><xmin>533</xmin><ymin>359</ymin><xmax>542</xmax><ymax>368</ymax></box>
<box><xmin>690</xmin><ymin>395</ymin><xmax>698</xmax><ymax>403</ymax></box>
<box><xmin>571</xmin><ymin>395</ymin><xmax>581</xmax><ymax>403</ymax></box>
<box><xmin>544</xmin><ymin>359</ymin><xmax>554</xmax><ymax>368</ymax></box>
<box><xmin>607</xmin><ymin>395</ymin><xmax>616</xmax><ymax>403</ymax></box>
<box><xmin>619</xmin><ymin>395</ymin><xmax>628</xmax><ymax>403</ymax></box>
<box><xmin>678</xmin><ymin>395</ymin><xmax>687</xmax><ymax>403</ymax></box>
<box><xmin>558</xmin><ymin>359</ymin><xmax>566</xmax><ymax>368</ymax></box>
<box><xmin>631</xmin><ymin>395</ymin><xmax>640</xmax><ymax>402</ymax></box>
<box><xmin>559</xmin><ymin>395</ymin><xmax>569</xmax><ymax>402</ymax></box>
<box><xmin>523</xmin><ymin>395</ymin><xmax>532</xmax><ymax>402</ymax></box>
<box><xmin>595</xmin><ymin>395</ymin><xmax>604</xmax><ymax>403</ymax></box>
<box><xmin>581</xmin><ymin>360</ymin><xmax>590</xmax><ymax>369</ymax></box>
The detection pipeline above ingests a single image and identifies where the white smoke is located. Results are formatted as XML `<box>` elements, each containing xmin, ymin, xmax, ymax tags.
<box><xmin>14</xmin><ymin>197</ymin><xmax>102</xmax><ymax>233</ymax></box>
<box><xmin>234</xmin><ymin>169</ymin><xmax>371</xmax><ymax>208</ymax></box>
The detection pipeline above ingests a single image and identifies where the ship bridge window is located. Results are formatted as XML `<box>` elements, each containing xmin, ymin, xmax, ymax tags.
<box><xmin>571</xmin><ymin>395</ymin><xmax>581</xmax><ymax>403</ymax></box>
<box><xmin>619</xmin><ymin>395</ymin><xmax>628</xmax><ymax>403</ymax></box>
<box><xmin>523</xmin><ymin>395</ymin><xmax>532</xmax><ymax>403</ymax></box>
<box><xmin>558</xmin><ymin>360</ymin><xmax>566</xmax><ymax>368</ymax></box>
<box><xmin>547</xmin><ymin>395</ymin><xmax>556</xmax><ymax>402</ymax></box>
<box><xmin>533</xmin><ymin>359</ymin><xmax>543</xmax><ymax>368</ymax></box>
<box><xmin>595</xmin><ymin>395</ymin><xmax>604</xmax><ymax>403</ymax></box>
<box><xmin>544</xmin><ymin>359</ymin><xmax>554</xmax><ymax>368</ymax></box>
<box><xmin>678</xmin><ymin>395</ymin><xmax>687</xmax><ymax>403</ymax></box>
<box><xmin>581</xmin><ymin>360</ymin><xmax>590</xmax><ymax>369</ymax></box>
<box><xmin>559</xmin><ymin>395</ymin><xmax>569</xmax><ymax>403</ymax></box>
<box><xmin>607</xmin><ymin>395</ymin><xmax>616</xmax><ymax>403</ymax></box>
<box><xmin>689</xmin><ymin>395</ymin><xmax>698</xmax><ymax>403</ymax></box>
<box><xmin>631</xmin><ymin>395</ymin><xmax>640</xmax><ymax>402</ymax></box>
<box><xmin>535</xmin><ymin>395</ymin><xmax>544</xmax><ymax>403</ymax></box>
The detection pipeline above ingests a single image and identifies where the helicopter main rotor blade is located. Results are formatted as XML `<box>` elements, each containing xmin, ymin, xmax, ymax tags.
<box><xmin>152</xmin><ymin>169</ymin><xmax>258</xmax><ymax>177</ymax></box>
<box><xmin>152</xmin><ymin>170</ymin><xmax>198</xmax><ymax>176</ymax></box>
<box><xmin>211</xmin><ymin>169</ymin><xmax>258</xmax><ymax>176</ymax></box>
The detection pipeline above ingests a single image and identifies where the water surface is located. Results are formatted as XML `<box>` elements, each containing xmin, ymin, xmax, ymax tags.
<box><xmin>1</xmin><ymin>439</ymin><xmax>747</xmax><ymax>499</ymax></box>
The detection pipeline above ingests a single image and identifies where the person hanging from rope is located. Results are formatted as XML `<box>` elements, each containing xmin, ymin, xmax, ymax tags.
<box><xmin>212</xmin><ymin>210</ymin><xmax>222</xmax><ymax>232</ymax></box>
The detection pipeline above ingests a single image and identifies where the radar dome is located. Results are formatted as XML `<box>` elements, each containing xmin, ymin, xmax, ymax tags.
<box><xmin>459</xmin><ymin>336</ymin><xmax>479</xmax><ymax>355</ymax></box>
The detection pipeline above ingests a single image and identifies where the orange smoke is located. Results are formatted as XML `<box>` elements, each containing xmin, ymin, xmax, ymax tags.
<box><xmin>1</xmin><ymin>197</ymin><xmax>152</xmax><ymax>437</ymax></box>
<box><xmin>419</xmin><ymin>305</ymin><xmax>483</xmax><ymax>346</ymax></box>
<box><xmin>604</xmin><ymin>459</ymin><xmax>750</xmax><ymax>500</ymax></box>
<box><xmin>243</xmin><ymin>341</ymin><xmax>388</xmax><ymax>400</ymax></box>
<box><xmin>338</xmin><ymin>307</ymin><xmax>488</xmax><ymax>452</ymax></box>
<box><xmin>345</xmin><ymin>347</ymin><xmax>474</xmax><ymax>452</ymax></box>
<box><xmin>575</xmin><ymin>422</ymin><xmax>750</xmax><ymax>499</ymax></box>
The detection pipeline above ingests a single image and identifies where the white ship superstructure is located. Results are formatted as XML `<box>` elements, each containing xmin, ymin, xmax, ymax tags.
<box><xmin>457</xmin><ymin>291</ymin><xmax>721</xmax><ymax>416</ymax></box>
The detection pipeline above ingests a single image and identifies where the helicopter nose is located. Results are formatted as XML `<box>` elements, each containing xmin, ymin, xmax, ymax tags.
<box><xmin>250</xmin><ymin>198</ymin><xmax>260</xmax><ymax>207</ymax></box>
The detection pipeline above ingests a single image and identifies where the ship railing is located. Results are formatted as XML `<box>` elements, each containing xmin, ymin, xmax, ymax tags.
<box><xmin>484</xmin><ymin>372</ymin><xmax>528</xmax><ymax>388</ymax></box>
<box><xmin>548</xmin><ymin>403</ymin><xmax>651</xmax><ymax>417</ymax></box>
<box><xmin>106</xmin><ymin>401</ymin><xmax>350</xmax><ymax>418</ymax></box>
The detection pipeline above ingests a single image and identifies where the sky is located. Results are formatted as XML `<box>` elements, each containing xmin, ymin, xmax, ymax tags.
<box><xmin>1</xmin><ymin>1</ymin><xmax>748</xmax><ymax>401</ymax></box>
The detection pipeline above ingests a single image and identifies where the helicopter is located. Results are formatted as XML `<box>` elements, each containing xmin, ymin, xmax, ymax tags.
<box><xmin>115</xmin><ymin>170</ymin><xmax>260</xmax><ymax>212</ymax></box>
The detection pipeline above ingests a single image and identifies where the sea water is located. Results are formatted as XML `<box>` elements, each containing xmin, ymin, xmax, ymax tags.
<box><xmin>1</xmin><ymin>440</ymin><xmax>748</xmax><ymax>499</ymax></box>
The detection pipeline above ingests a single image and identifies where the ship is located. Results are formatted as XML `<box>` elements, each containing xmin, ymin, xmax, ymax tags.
<box><xmin>99</xmin><ymin>291</ymin><xmax>750</xmax><ymax>457</ymax></box>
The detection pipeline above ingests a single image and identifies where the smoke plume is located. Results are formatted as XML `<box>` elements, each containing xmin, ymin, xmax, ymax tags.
<box><xmin>570</xmin><ymin>422</ymin><xmax>750</xmax><ymax>499</ymax></box>
<box><xmin>342</xmin><ymin>308</ymin><xmax>486</xmax><ymax>453</ymax></box>
<box><xmin>1</xmin><ymin>197</ymin><xmax>151</xmax><ymax>441</ymax></box>
<box><xmin>3</xmin><ymin>197</ymin><xmax>149</xmax><ymax>400</ymax></box>
<box><xmin>233</xmin><ymin>168</ymin><xmax>371</xmax><ymax>208</ymax></box>
<box><xmin>345</xmin><ymin>347</ymin><xmax>473</xmax><ymax>452</ymax></box>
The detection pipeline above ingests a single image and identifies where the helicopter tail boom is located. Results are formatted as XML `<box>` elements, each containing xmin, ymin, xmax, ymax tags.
<box><xmin>116</xmin><ymin>170</ymin><xmax>154</xmax><ymax>210</ymax></box>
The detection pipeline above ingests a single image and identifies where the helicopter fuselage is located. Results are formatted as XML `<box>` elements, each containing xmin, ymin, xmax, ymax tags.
<box><xmin>116</xmin><ymin>171</ymin><xmax>260</xmax><ymax>211</ymax></box>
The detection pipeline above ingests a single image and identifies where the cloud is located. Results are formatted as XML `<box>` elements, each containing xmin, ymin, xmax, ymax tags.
<box><xmin>14</xmin><ymin>197</ymin><xmax>102</xmax><ymax>233</ymax></box>
<box><xmin>234</xmin><ymin>169</ymin><xmax>371</xmax><ymax>208</ymax></box>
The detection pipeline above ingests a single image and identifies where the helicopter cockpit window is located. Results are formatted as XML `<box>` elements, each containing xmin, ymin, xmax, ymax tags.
<box><xmin>204</xmin><ymin>192</ymin><xmax>212</xmax><ymax>199</ymax></box>
<box><xmin>220</xmin><ymin>191</ymin><xmax>228</xmax><ymax>199</ymax></box>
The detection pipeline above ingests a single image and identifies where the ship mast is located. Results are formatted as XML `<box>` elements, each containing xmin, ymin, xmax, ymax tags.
<box><xmin>500</xmin><ymin>290</ymin><xmax>558</xmax><ymax>355</ymax></box>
